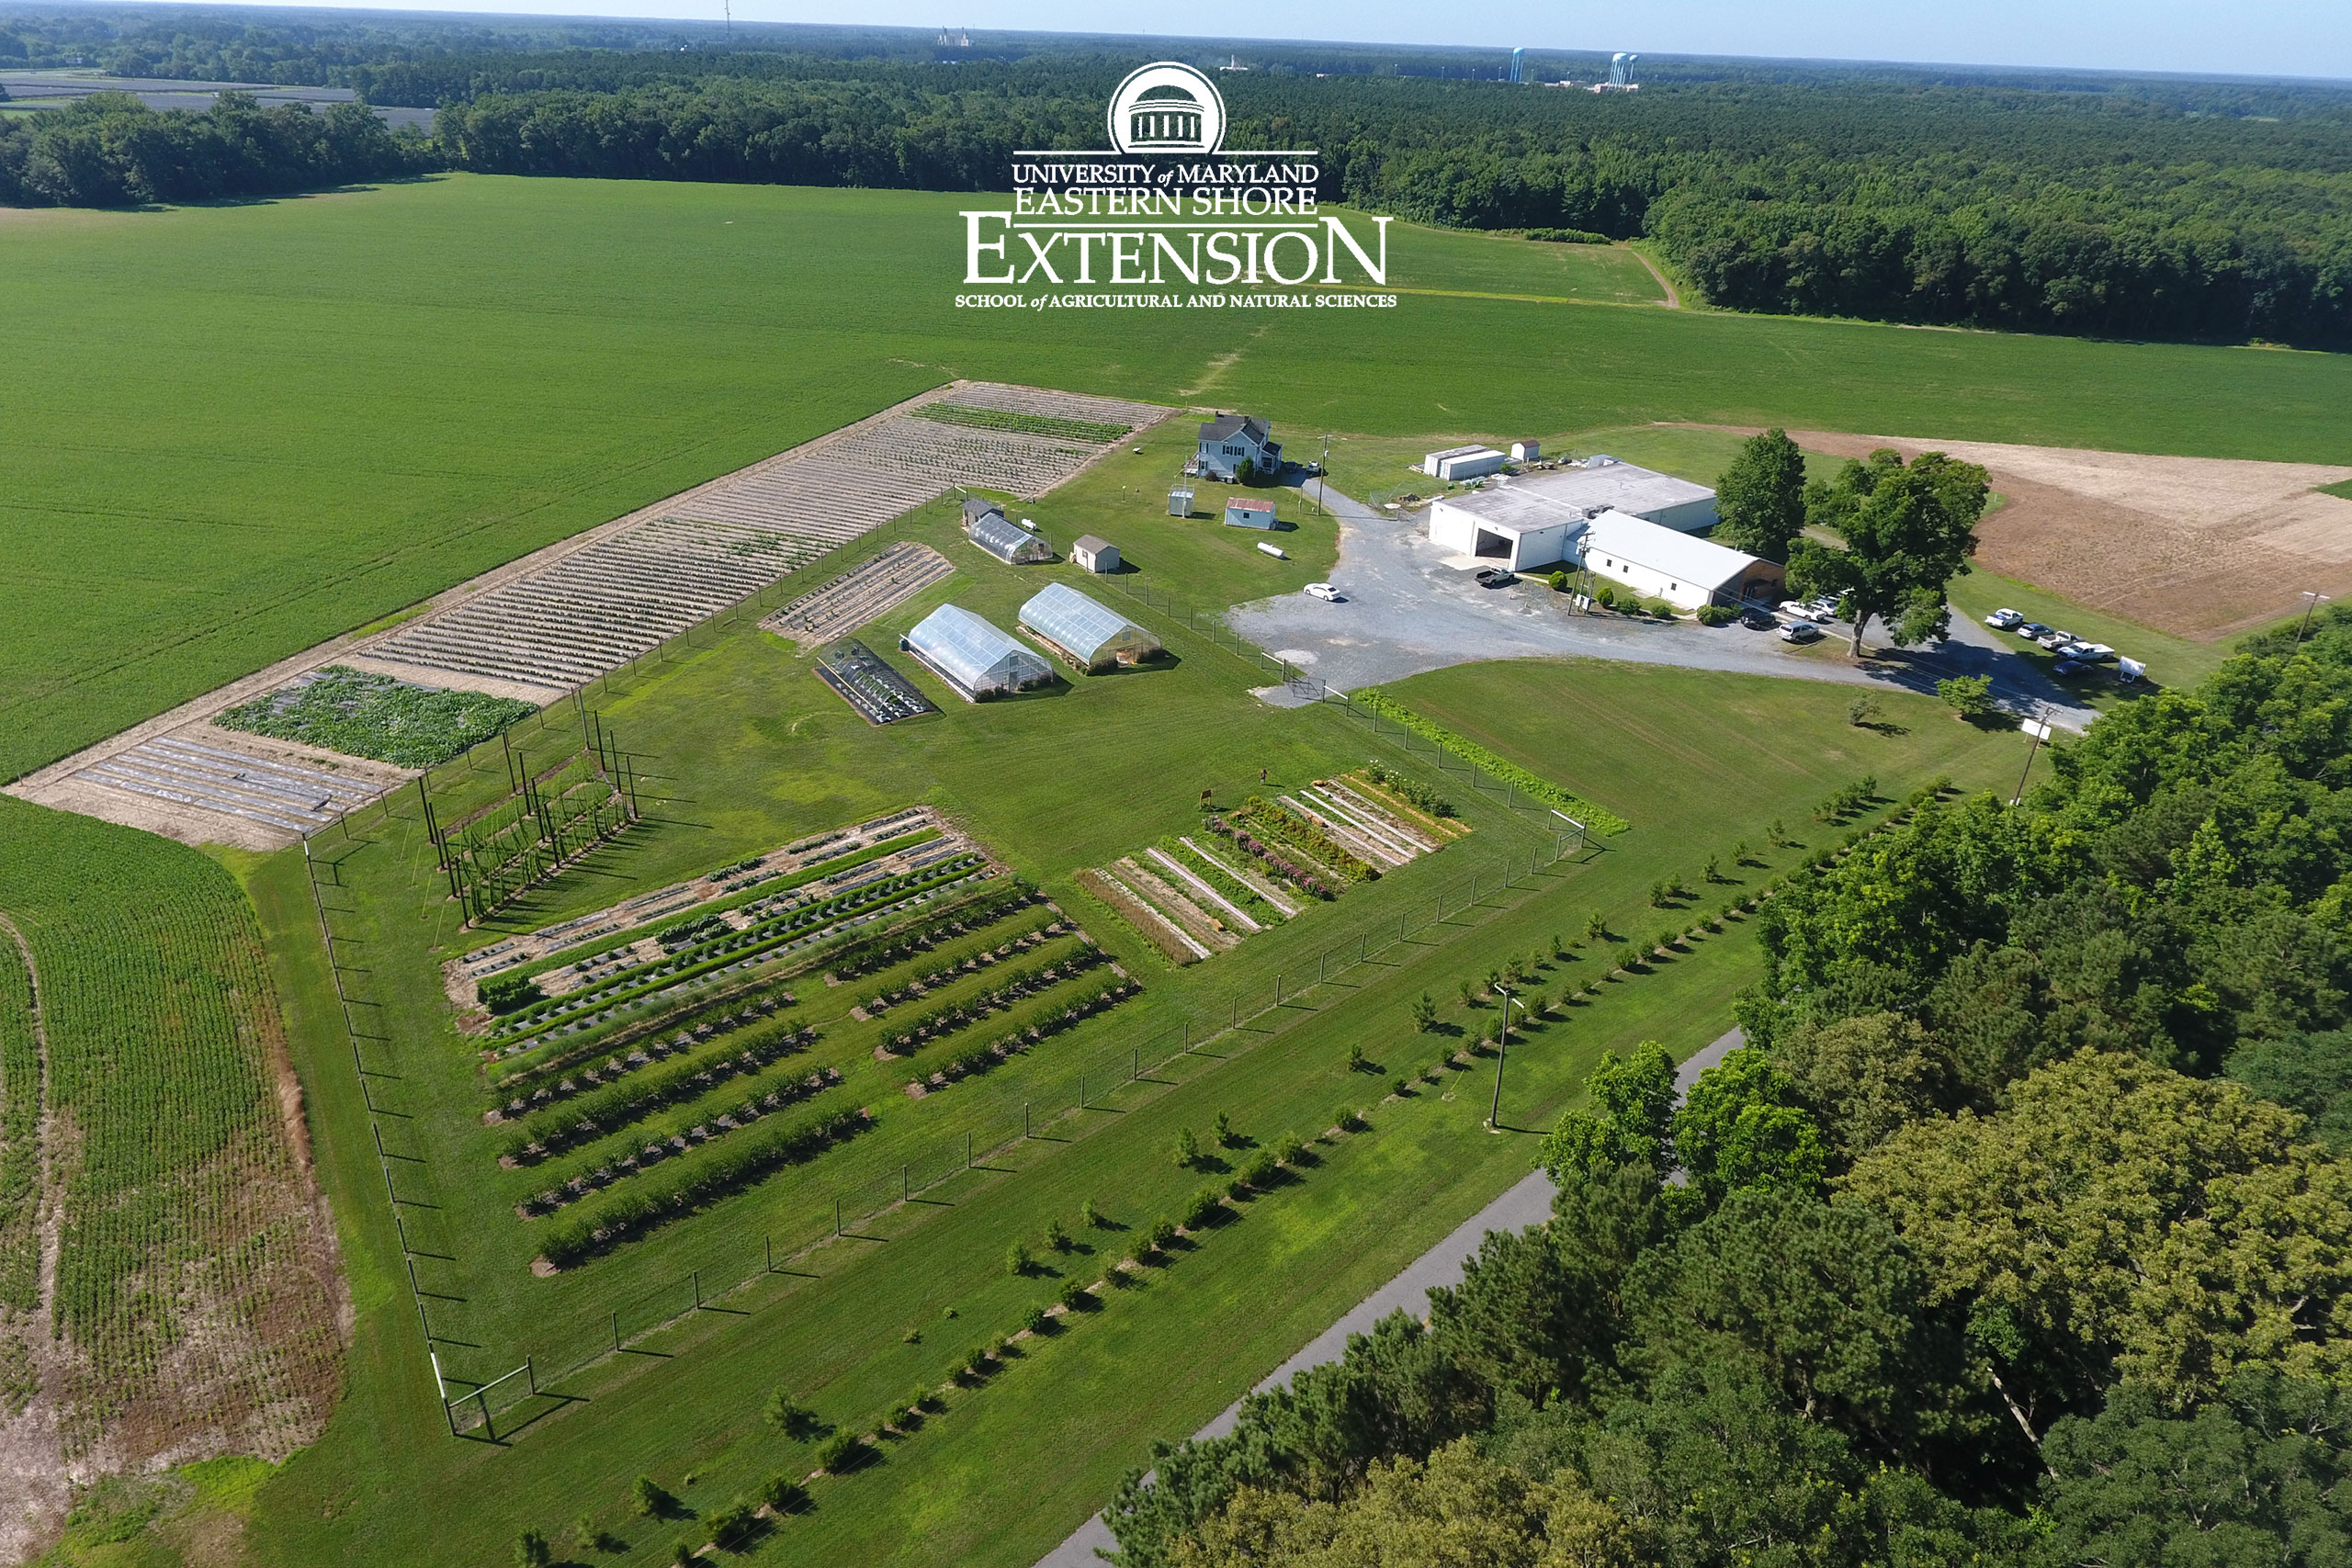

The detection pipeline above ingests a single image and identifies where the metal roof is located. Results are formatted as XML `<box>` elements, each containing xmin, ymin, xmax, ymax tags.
<box><xmin>1576</xmin><ymin>510</ymin><xmax>1765</xmax><ymax>592</ymax></box>
<box><xmin>1447</xmin><ymin>461</ymin><xmax>1713</xmax><ymax>525</ymax></box>
<box><xmin>1200</xmin><ymin>413</ymin><xmax>1270</xmax><ymax>444</ymax></box>
<box><xmin>1018</xmin><ymin>581</ymin><xmax>1159</xmax><ymax>665</ymax></box>
<box><xmin>905</xmin><ymin>604</ymin><xmax>1053</xmax><ymax>694</ymax></box>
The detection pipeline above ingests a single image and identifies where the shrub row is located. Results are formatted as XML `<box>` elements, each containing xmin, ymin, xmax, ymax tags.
<box><xmin>539</xmin><ymin>1105</ymin><xmax>869</xmax><ymax>1268</ymax></box>
<box><xmin>1351</xmin><ymin>691</ymin><xmax>1630</xmax><ymax>833</ymax></box>
<box><xmin>499</xmin><ymin>1015</ymin><xmax>816</xmax><ymax>1162</ymax></box>
<box><xmin>496</xmin><ymin>987</ymin><xmax>794</xmax><ymax>1096</ymax></box>
<box><xmin>865</xmin><ymin>918</ymin><xmax>1068</xmax><ymax>1012</ymax></box>
<box><xmin>890</xmin><ymin>944</ymin><xmax>1108</xmax><ymax>1051</ymax></box>
<box><xmin>522</xmin><ymin>1066</ymin><xmax>842</xmax><ymax>1213</ymax></box>
<box><xmin>907</xmin><ymin>978</ymin><xmax>1139</xmax><ymax>1095</ymax></box>
<box><xmin>1358</xmin><ymin>761</ymin><xmax>1458</xmax><ymax>819</ymax></box>
<box><xmin>827</xmin><ymin>881</ymin><xmax>1043</xmax><ymax>986</ymax></box>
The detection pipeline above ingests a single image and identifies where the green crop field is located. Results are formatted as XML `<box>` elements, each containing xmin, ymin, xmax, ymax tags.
<box><xmin>6</xmin><ymin>175</ymin><xmax>2352</xmax><ymax>784</ymax></box>
<box><xmin>175</xmin><ymin>431</ymin><xmax>2035</xmax><ymax>1567</ymax></box>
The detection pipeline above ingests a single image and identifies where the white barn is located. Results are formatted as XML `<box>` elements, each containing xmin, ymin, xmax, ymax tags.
<box><xmin>1428</xmin><ymin>457</ymin><xmax>1722</xmax><ymax>570</ymax></box>
<box><xmin>1573</xmin><ymin>510</ymin><xmax>1784</xmax><ymax>612</ymax></box>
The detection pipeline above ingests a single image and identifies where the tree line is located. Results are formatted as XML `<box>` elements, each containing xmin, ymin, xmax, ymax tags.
<box><xmin>1107</xmin><ymin>609</ymin><xmax>2352</xmax><ymax>1565</ymax></box>
<box><xmin>0</xmin><ymin>92</ymin><xmax>430</xmax><ymax>207</ymax></box>
<box><xmin>5</xmin><ymin>21</ymin><xmax>2350</xmax><ymax>348</ymax></box>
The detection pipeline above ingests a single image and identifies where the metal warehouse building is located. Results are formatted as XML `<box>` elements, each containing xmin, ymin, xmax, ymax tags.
<box><xmin>1575</xmin><ymin>510</ymin><xmax>1784</xmax><ymax>612</ymax></box>
<box><xmin>1427</xmin><ymin>457</ymin><xmax>1719</xmax><ymax>568</ymax></box>
<box><xmin>1018</xmin><ymin>581</ymin><xmax>1162</xmax><ymax>673</ymax></box>
<box><xmin>901</xmin><ymin>604</ymin><xmax>1055</xmax><ymax>701</ymax></box>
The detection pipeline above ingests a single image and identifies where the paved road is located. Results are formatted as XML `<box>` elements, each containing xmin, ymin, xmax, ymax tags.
<box><xmin>1235</xmin><ymin>482</ymin><xmax>2098</xmax><ymax>731</ymax></box>
<box><xmin>1034</xmin><ymin>1027</ymin><xmax>1746</xmax><ymax>1567</ymax></box>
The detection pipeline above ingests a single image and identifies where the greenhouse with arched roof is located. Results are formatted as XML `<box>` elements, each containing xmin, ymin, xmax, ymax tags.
<box><xmin>901</xmin><ymin>604</ymin><xmax>1055</xmax><ymax>701</ymax></box>
<box><xmin>1018</xmin><ymin>582</ymin><xmax>1163</xmax><ymax>673</ymax></box>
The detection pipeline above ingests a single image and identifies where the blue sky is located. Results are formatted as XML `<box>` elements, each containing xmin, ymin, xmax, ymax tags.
<box><xmin>208</xmin><ymin>0</ymin><xmax>2349</xmax><ymax>81</ymax></box>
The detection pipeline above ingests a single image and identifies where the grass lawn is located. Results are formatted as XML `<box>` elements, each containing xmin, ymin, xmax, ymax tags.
<box><xmin>216</xmin><ymin>447</ymin><xmax>2028</xmax><ymax>1565</ymax></box>
<box><xmin>7</xmin><ymin>175</ymin><xmax>2352</xmax><ymax>783</ymax></box>
<box><xmin>1385</xmin><ymin>232</ymin><xmax>1668</xmax><ymax>305</ymax></box>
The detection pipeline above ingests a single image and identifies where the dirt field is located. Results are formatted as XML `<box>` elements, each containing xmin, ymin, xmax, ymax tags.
<box><xmin>1775</xmin><ymin>430</ymin><xmax>2352</xmax><ymax>640</ymax></box>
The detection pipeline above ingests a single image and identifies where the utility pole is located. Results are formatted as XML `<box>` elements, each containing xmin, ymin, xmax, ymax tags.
<box><xmin>1487</xmin><ymin>987</ymin><xmax>1516</xmax><ymax>1130</ymax></box>
<box><xmin>1317</xmin><ymin>434</ymin><xmax>1331</xmax><ymax>516</ymax></box>
<box><xmin>2298</xmin><ymin>591</ymin><xmax>2332</xmax><ymax>647</ymax></box>
<box><xmin>2011</xmin><ymin>716</ymin><xmax>2052</xmax><ymax>807</ymax></box>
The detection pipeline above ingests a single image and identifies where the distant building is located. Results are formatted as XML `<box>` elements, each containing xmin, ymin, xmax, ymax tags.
<box><xmin>967</xmin><ymin>509</ymin><xmax>1053</xmax><ymax>565</ymax></box>
<box><xmin>1224</xmin><ymin>498</ymin><xmax>1277</xmax><ymax>530</ymax></box>
<box><xmin>1070</xmin><ymin>536</ymin><xmax>1121</xmax><ymax>573</ymax></box>
<box><xmin>1019</xmin><ymin>582</ymin><xmax>1161</xmax><ymax>672</ymax></box>
<box><xmin>1198</xmin><ymin>414</ymin><xmax>1281</xmax><ymax>480</ymax></box>
<box><xmin>1510</xmin><ymin>440</ymin><xmax>1541</xmax><ymax>462</ymax></box>
<box><xmin>902</xmin><ymin>604</ymin><xmax>1054</xmax><ymax>701</ymax></box>
<box><xmin>1422</xmin><ymin>445</ymin><xmax>1507</xmax><ymax>482</ymax></box>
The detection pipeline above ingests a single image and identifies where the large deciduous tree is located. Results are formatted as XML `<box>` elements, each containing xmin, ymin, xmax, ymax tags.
<box><xmin>1540</xmin><ymin>1042</ymin><xmax>1678</xmax><ymax>1180</ymax></box>
<box><xmin>1712</xmin><ymin>427</ymin><xmax>1808</xmax><ymax>562</ymax></box>
<box><xmin>1843</xmin><ymin>1050</ymin><xmax>2352</xmax><ymax>1462</ymax></box>
<box><xmin>1788</xmin><ymin>448</ymin><xmax>1988</xmax><ymax>657</ymax></box>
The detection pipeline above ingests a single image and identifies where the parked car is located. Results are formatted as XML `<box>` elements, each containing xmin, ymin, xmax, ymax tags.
<box><xmin>2038</xmin><ymin>629</ymin><xmax>2077</xmax><ymax>650</ymax></box>
<box><xmin>1781</xmin><ymin>620</ymin><xmax>1824</xmax><ymax>644</ymax></box>
<box><xmin>1985</xmin><ymin>607</ymin><xmax>2025</xmax><ymax>629</ymax></box>
<box><xmin>1474</xmin><ymin>567</ymin><xmax>1517</xmax><ymax>589</ymax></box>
<box><xmin>2018</xmin><ymin>622</ymin><xmax>2052</xmax><ymax>639</ymax></box>
<box><xmin>1304</xmin><ymin>582</ymin><xmax>1340</xmax><ymax>602</ymax></box>
<box><xmin>1805</xmin><ymin>597</ymin><xmax>1843</xmax><ymax>621</ymax></box>
<box><xmin>2077</xmin><ymin>643</ymin><xmax>2119</xmax><ymax>662</ymax></box>
<box><xmin>1778</xmin><ymin>600</ymin><xmax>1812</xmax><ymax>618</ymax></box>
<box><xmin>2053</xmin><ymin>659</ymin><xmax>2088</xmax><ymax>677</ymax></box>
<box><xmin>1740</xmin><ymin>609</ymin><xmax>1777</xmax><ymax>630</ymax></box>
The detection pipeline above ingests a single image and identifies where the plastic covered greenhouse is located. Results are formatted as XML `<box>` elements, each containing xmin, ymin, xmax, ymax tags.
<box><xmin>901</xmin><ymin>604</ymin><xmax>1055</xmax><ymax>701</ymax></box>
<box><xmin>1018</xmin><ymin>582</ymin><xmax>1163</xmax><ymax>673</ymax></box>
<box><xmin>967</xmin><ymin>511</ymin><xmax>1054</xmax><ymax>565</ymax></box>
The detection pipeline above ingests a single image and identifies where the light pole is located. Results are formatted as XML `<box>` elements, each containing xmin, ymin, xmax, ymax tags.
<box><xmin>1317</xmin><ymin>434</ymin><xmax>1331</xmax><ymax>516</ymax></box>
<box><xmin>2298</xmin><ymin>592</ymin><xmax>2332</xmax><ymax>647</ymax></box>
<box><xmin>1487</xmin><ymin>986</ymin><xmax>1519</xmax><ymax>1130</ymax></box>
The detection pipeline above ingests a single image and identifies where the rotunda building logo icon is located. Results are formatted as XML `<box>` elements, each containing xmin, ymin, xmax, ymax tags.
<box><xmin>1107</xmin><ymin>62</ymin><xmax>1227</xmax><ymax>155</ymax></box>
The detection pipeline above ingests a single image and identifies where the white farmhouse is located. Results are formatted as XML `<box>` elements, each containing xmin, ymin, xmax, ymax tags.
<box><xmin>1197</xmin><ymin>413</ymin><xmax>1281</xmax><ymax>480</ymax></box>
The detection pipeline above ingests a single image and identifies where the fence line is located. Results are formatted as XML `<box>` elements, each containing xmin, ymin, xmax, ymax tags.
<box><xmin>443</xmin><ymin>819</ymin><xmax>1591</xmax><ymax>1434</ymax></box>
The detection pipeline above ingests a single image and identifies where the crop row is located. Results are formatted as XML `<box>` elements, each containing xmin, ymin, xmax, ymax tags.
<box><xmin>906</xmin><ymin>977</ymin><xmax>1139</xmax><ymax>1097</ymax></box>
<box><xmin>539</xmin><ymin>831</ymin><xmax>936</xmax><ymax>977</ymax></box>
<box><xmin>1238</xmin><ymin>795</ymin><xmax>1377</xmax><ymax>884</ymax></box>
<box><xmin>1195</xmin><ymin>815</ymin><xmax>1340</xmax><ymax>902</ymax></box>
<box><xmin>496</xmin><ymin>990</ymin><xmax>795</xmax><ymax>1100</ymax></box>
<box><xmin>909</xmin><ymin>402</ymin><xmax>1131</xmax><ymax>444</ymax></box>
<box><xmin>499</xmin><ymin>1016</ymin><xmax>818</xmax><ymax>1163</ymax></box>
<box><xmin>1350</xmin><ymin>691</ymin><xmax>1629</xmax><ymax>833</ymax></box>
<box><xmin>885</xmin><ymin>943</ymin><xmax>1106</xmax><ymax>1053</ymax></box>
<box><xmin>520</xmin><ymin>1066</ymin><xmax>843</xmax><ymax>1215</ymax></box>
<box><xmin>213</xmin><ymin>665</ymin><xmax>535</xmax><ymax>769</ymax></box>
<box><xmin>825</xmin><ymin>881</ymin><xmax>1042</xmax><ymax>985</ymax></box>
<box><xmin>538</xmin><ymin>1106</ymin><xmax>871</xmax><ymax>1269</ymax></box>
<box><xmin>0</xmin><ymin>941</ymin><xmax>40</xmax><ymax>1313</ymax></box>
<box><xmin>1156</xmin><ymin>837</ymin><xmax>1285</xmax><ymax>924</ymax></box>
<box><xmin>489</xmin><ymin>857</ymin><xmax>988</xmax><ymax>1041</ymax></box>
<box><xmin>863</xmin><ymin>917</ymin><xmax>1070</xmax><ymax>1012</ymax></box>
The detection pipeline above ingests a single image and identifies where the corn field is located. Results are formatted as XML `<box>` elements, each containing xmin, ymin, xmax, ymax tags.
<box><xmin>0</xmin><ymin>802</ymin><xmax>342</xmax><ymax>1464</ymax></box>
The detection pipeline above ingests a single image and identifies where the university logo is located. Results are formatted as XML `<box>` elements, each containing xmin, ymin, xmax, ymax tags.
<box><xmin>1107</xmin><ymin>62</ymin><xmax>1227</xmax><ymax>155</ymax></box>
<box><xmin>956</xmin><ymin>59</ymin><xmax>1396</xmax><ymax>307</ymax></box>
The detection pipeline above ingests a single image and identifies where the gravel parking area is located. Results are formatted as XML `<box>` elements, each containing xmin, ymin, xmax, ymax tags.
<box><xmin>1232</xmin><ymin>484</ymin><xmax>2098</xmax><ymax>729</ymax></box>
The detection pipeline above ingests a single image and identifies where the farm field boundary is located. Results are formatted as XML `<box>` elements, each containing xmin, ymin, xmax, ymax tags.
<box><xmin>6</xmin><ymin>381</ymin><xmax>1170</xmax><ymax>853</ymax></box>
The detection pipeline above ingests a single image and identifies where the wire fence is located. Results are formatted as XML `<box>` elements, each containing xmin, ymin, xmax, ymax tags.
<box><xmin>292</xmin><ymin>513</ymin><xmax>1609</xmax><ymax>1439</ymax></box>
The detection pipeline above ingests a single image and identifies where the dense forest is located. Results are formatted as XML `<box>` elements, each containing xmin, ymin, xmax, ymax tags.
<box><xmin>0</xmin><ymin>92</ymin><xmax>427</xmax><ymax>206</ymax></box>
<box><xmin>1107</xmin><ymin>610</ymin><xmax>2352</xmax><ymax>1565</ymax></box>
<box><xmin>4</xmin><ymin>7</ymin><xmax>2350</xmax><ymax>344</ymax></box>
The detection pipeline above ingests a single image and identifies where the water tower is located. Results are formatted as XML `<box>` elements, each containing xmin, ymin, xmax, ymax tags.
<box><xmin>1607</xmin><ymin>51</ymin><xmax>1638</xmax><ymax>90</ymax></box>
<box><xmin>1510</xmin><ymin>47</ymin><xmax>1525</xmax><ymax>84</ymax></box>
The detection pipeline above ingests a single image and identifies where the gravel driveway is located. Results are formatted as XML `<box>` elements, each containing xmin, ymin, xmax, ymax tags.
<box><xmin>1233</xmin><ymin>483</ymin><xmax>2100</xmax><ymax>730</ymax></box>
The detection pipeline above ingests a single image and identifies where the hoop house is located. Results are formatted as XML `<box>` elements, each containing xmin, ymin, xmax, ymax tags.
<box><xmin>967</xmin><ymin>512</ymin><xmax>1054</xmax><ymax>565</ymax></box>
<box><xmin>1019</xmin><ymin>582</ymin><xmax>1162</xmax><ymax>673</ymax></box>
<box><xmin>902</xmin><ymin>604</ymin><xmax>1054</xmax><ymax>701</ymax></box>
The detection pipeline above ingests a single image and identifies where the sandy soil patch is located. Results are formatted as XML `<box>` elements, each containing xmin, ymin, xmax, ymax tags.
<box><xmin>1752</xmin><ymin>429</ymin><xmax>2352</xmax><ymax>641</ymax></box>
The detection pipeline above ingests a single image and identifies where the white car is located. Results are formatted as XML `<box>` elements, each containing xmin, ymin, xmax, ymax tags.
<box><xmin>1985</xmin><ymin>607</ymin><xmax>2024</xmax><ymax>629</ymax></box>
<box><xmin>2038</xmin><ymin>629</ymin><xmax>2077</xmax><ymax>650</ymax></box>
<box><xmin>1780</xmin><ymin>620</ymin><xmax>1824</xmax><ymax>644</ymax></box>
<box><xmin>1778</xmin><ymin>600</ymin><xmax>1812</xmax><ymax>618</ymax></box>
<box><xmin>1304</xmin><ymin>582</ymin><xmax>1340</xmax><ymax>603</ymax></box>
<box><xmin>1805</xmin><ymin>597</ymin><xmax>1843</xmax><ymax>621</ymax></box>
<box><xmin>2077</xmin><ymin>643</ymin><xmax>2119</xmax><ymax>663</ymax></box>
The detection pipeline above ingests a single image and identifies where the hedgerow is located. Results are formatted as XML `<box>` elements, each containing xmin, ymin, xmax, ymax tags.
<box><xmin>1351</xmin><ymin>692</ymin><xmax>1629</xmax><ymax>833</ymax></box>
